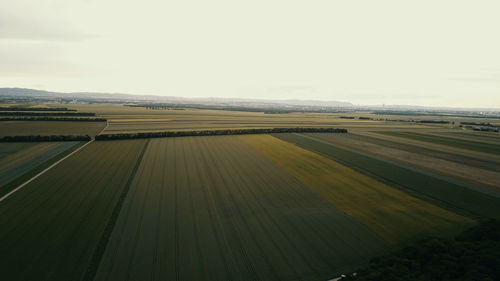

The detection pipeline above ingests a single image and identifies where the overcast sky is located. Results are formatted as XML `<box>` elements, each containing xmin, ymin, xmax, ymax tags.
<box><xmin>1</xmin><ymin>0</ymin><xmax>499</xmax><ymax>107</ymax></box>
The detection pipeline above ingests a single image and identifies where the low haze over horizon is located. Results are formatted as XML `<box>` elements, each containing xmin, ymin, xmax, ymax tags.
<box><xmin>1</xmin><ymin>0</ymin><xmax>499</xmax><ymax>108</ymax></box>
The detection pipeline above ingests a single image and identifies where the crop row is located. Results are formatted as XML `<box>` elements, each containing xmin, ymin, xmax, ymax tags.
<box><xmin>94</xmin><ymin>136</ymin><xmax>386</xmax><ymax>281</ymax></box>
<box><xmin>0</xmin><ymin>140</ymin><xmax>148</xmax><ymax>281</ymax></box>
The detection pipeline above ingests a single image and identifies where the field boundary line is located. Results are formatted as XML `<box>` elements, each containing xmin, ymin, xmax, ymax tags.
<box><xmin>96</xmin><ymin>120</ymin><xmax>109</xmax><ymax>136</ymax></box>
<box><xmin>0</xmin><ymin>139</ymin><xmax>94</xmax><ymax>204</ymax></box>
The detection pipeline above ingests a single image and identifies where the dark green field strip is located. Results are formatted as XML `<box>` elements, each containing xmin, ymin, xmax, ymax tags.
<box><xmin>0</xmin><ymin>142</ymin><xmax>78</xmax><ymax>192</ymax></box>
<box><xmin>0</xmin><ymin>121</ymin><xmax>106</xmax><ymax>138</ymax></box>
<box><xmin>95</xmin><ymin>136</ymin><xmax>388</xmax><ymax>281</ymax></box>
<box><xmin>274</xmin><ymin>133</ymin><xmax>500</xmax><ymax>219</ymax></box>
<box><xmin>0</xmin><ymin>142</ymin><xmax>37</xmax><ymax>159</ymax></box>
<box><xmin>0</xmin><ymin>139</ymin><xmax>147</xmax><ymax>281</ymax></box>
<box><xmin>349</xmin><ymin>133</ymin><xmax>500</xmax><ymax>171</ymax></box>
<box><xmin>378</xmin><ymin>131</ymin><xmax>500</xmax><ymax>155</ymax></box>
<box><xmin>0</xmin><ymin>142</ymin><xmax>85</xmax><ymax>199</ymax></box>
<box><xmin>83</xmin><ymin>139</ymin><xmax>150</xmax><ymax>281</ymax></box>
<box><xmin>438</xmin><ymin>132</ymin><xmax>500</xmax><ymax>144</ymax></box>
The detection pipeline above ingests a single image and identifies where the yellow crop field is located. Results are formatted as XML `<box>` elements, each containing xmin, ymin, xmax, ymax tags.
<box><xmin>240</xmin><ymin>134</ymin><xmax>474</xmax><ymax>243</ymax></box>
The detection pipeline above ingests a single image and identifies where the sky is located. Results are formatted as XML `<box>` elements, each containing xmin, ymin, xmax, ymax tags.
<box><xmin>0</xmin><ymin>0</ymin><xmax>499</xmax><ymax>108</ymax></box>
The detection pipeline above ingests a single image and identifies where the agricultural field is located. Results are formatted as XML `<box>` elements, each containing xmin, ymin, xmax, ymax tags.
<box><xmin>1</xmin><ymin>103</ymin><xmax>499</xmax><ymax>281</ymax></box>
<box><xmin>275</xmin><ymin>133</ymin><xmax>500</xmax><ymax>219</ymax></box>
<box><xmin>0</xmin><ymin>140</ymin><xmax>148</xmax><ymax>281</ymax></box>
<box><xmin>240</xmin><ymin>135</ymin><xmax>474</xmax><ymax>243</ymax></box>
<box><xmin>95</xmin><ymin>136</ymin><xmax>387</xmax><ymax>281</ymax></box>
<box><xmin>300</xmin><ymin>132</ymin><xmax>500</xmax><ymax>193</ymax></box>
<box><xmin>0</xmin><ymin>121</ymin><xmax>106</xmax><ymax>137</ymax></box>
<box><xmin>0</xmin><ymin>142</ymin><xmax>78</xmax><ymax>196</ymax></box>
<box><xmin>378</xmin><ymin>131</ymin><xmax>500</xmax><ymax>155</ymax></box>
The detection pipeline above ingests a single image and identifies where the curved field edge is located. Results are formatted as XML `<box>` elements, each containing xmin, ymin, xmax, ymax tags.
<box><xmin>94</xmin><ymin>136</ymin><xmax>387</xmax><ymax>281</ymax></box>
<box><xmin>274</xmin><ymin>133</ymin><xmax>500</xmax><ymax>220</ymax></box>
<box><xmin>240</xmin><ymin>134</ymin><xmax>474</xmax><ymax>244</ymax></box>
<box><xmin>0</xmin><ymin>141</ymin><xmax>80</xmax><ymax>198</ymax></box>
<box><xmin>0</xmin><ymin>139</ymin><xmax>148</xmax><ymax>281</ymax></box>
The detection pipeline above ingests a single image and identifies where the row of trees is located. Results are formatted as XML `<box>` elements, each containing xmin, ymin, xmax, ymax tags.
<box><xmin>416</xmin><ymin>120</ymin><xmax>450</xmax><ymax>124</ymax></box>
<box><xmin>0</xmin><ymin>135</ymin><xmax>91</xmax><ymax>142</ymax></box>
<box><xmin>345</xmin><ymin>219</ymin><xmax>500</xmax><ymax>281</ymax></box>
<box><xmin>96</xmin><ymin>127</ymin><xmax>348</xmax><ymax>140</ymax></box>
<box><xmin>0</xmin><ymin>107</ymin><xmax>76</xmax><ymax>111</ymax></box>
<box><xmin>461</xmin><ymin>121</ymin><xmax>492</xmax><ymax>126</ymax></box>
<box><xmin>340</xmin><ymin>116</ymin><xmax>373</xmax><ymax>120</ymax></box>
<box><xmin>0</xmin><ymin>117</ymin><xmax>107</xmax><ymax>122</ymax></box>
<box><xmin>0</xmin><ymin>112</ymin><xmax>95</xmax><ymax>116</ymax></box>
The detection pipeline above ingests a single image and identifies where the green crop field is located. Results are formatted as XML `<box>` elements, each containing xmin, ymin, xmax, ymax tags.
<box><xmin>378</xmin><ymin>131</ymin><xmax>500</xmax><ymax>155</ymax></box>
<box><xmin>437</xmin><ymin>131</ymin><xmax>500</xmax><ymax>144</ymax></box>
<box><xmin>0</xmin><ymin>140</ymin><xmax>147</xmax><ymax>281</ymax></box>
<box><xmin>0</xmin><ymin>142</ymin><xmax>78</xmax><ymax>194</ymax></box>
<box><xmin>347</xmin><ymin>132</ymin><xmax>500</xmax><ymax>171</ymax></box>
<box><xmin>94</xmin><ymin>136</ymin><xmax>387</xmax><ymax>281</ymax></box>
<box><xmin>0</xmin><ymin>121</ymin><xmax>106</xmax><ymax>137</ymax></box>
<box><xmin>275</xmin><ymin>133</ymin><xmax>500</xmax><ymax>219</ymax></box>
<box><xmin>0</xmin><ymin>142</ymin><xmax>38</xmax><ymax>159</ymax></box>
<box><xmin>301</xmin><ymin>132</ymin><xmax>500</xmax><ymax>193</ymax></box>
<box><xmin>241</xmin><ymin>134</ymin><xmax>474</xmax><ymax>243</ymax></box>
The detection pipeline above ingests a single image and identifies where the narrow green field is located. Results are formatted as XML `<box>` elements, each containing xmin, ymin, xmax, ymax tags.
<box><xmin>0</xmin><ymin>142</ymin><xmax>78</xmax><ymax>193</ymax></box>
<box><xmin>0</xmin><ymin>121</ymin><xmax>106</xmax><ymax>137</ymax></box>
<box><xmin>95</xmin><ymin>136</ymin><xmax>387</xmax><ymax>281</ymax></box>
<box><xmin>349</xmin><ymin>132</ymin><xmax>500</xmax><ymax>171</ymax></box>
<box><xmin>275</xmin><ymin>133</ymin><xmax>500</xmax><ymax>219</ymax></box>
<box><xmin>439</xmin><ymin>131</ymin><xmax>500</xmax><ymax>144</ymax></box>
<box><xmin>0</xmin><ymin>142</ymin><xmax>38</xmax><ymax>159</ymax></box>
<box><xmin>0</xmin><ymin>139</ymin><xmax>147</xmax><ymax>281</ymax></box>
<box><xmin>378</xmin><ymin>131</ymin><xmax>500</xmax><ymax>155</ymax></box>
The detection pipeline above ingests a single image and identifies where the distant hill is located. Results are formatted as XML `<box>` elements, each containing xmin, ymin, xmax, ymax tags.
<box><xmin>1</xmin><ymin>87</ymin><xmax>499</xmax><ymax>113</ymax></box>
<box><xmin>0</xmin><ymin>87</ymin><xmax>353</xmax><ymax>108</ymax></box>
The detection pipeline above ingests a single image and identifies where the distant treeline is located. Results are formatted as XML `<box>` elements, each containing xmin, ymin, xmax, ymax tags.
<box><xmin>0</xmin><ymin>135</ymin><xmax>91</xmax><ymax>142</ymax></box>
<box><xmin>340</xmin><ymin>116</ymin><xmax>373</xmax><ymax>120</ymax></box>
<box><xmin>416</xmin><ymin>120</ymin><xmax>450</xmax><ymax>124</ymax></box>
<box><xmin>345</xmin><ymin>219</ymin><xmax>500</xmax><ymax>281</ymax></box>
<box><xmin>0</xmin><ymin>107</ymin><xmax>76</xmax><ymax>112</ymax></box>
<box><xmin>374</xmin><ymin>110</ymin><xmax>500</xmax><ymax>119</ymax></box>
<box><xmin>473</xmin><ymin>127</ymin><xmax>499</xmax><ymax>132</ymax></box>
<box><xmin>0</xmin><ymin>112</ymin><xmax>95</xmax><ymax>116</ymax></box>
<box><xmin>460</xmin><ymin>121</ymin><xmax>491</xmax><ymax>126</ymax></box>
<box><xmin>96</xmin><ymin>127</ymin><xmax>348</xmax><ymax>140</ymax></box>
<box><xmin>125</xmin><ymin>104</ymin><xmax>350</xmax><ymax>114</ymax></box>
<box><xmin>0</xmin><ymin>117</ymin><xmax>107</xmax><ymax>122</ymax></box>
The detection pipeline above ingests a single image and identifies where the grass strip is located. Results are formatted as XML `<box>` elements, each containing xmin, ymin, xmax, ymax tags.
<box><xmin>82</xmin><ymin>139</ymin><xmax>150</xmax><ymax>281</ymax></box>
